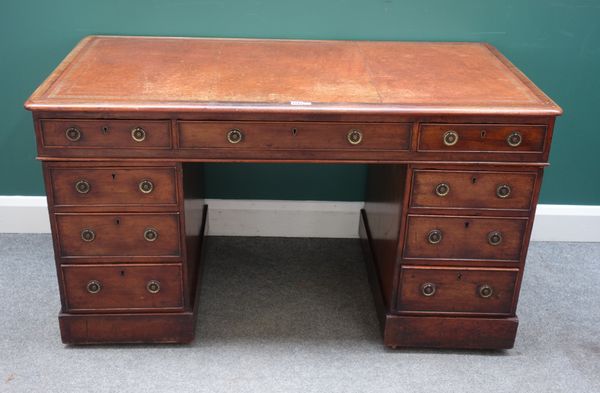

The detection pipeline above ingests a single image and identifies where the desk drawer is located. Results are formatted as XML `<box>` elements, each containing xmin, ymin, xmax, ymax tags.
<box><xmin>397</xmin><ymin>266</ymin><xmax>518</xmax><ymax>315</ymax></box>
<box><xmin>417</xmin><ymin>123</ymin><xmax>546</xmax><ymax>153</ymax></box>
<box><xmin>178</xmin><ymin>121</ymin><xmax>411</xmax><ymax>150</ymax></box>
<box><xmin>62</xmin><ymin>264</ymin><xmax>183</xmax><ymax>312</ymax></box>
<box><xmin>55</xmin><ymin>213</ymin><xmax>181</xmax><ymax>258</ymax></box>
<box><xmin>40</xmin><ymin>119</ymin><xmax>171</xmax><ymax>149</ymax></box>
<box><xmin>403</xmin><ymin>215</ymin><xmax>527</xmax><ymax>262</ymax></box>
<box><xmin>410</xmin><ymin>169</ymin><xmax>537</xmax><ymax>211</ymax></box>
<box><xmin>49</xmin><ymin>166</ymin><xmax>178</xmax><ymax>207</ymax></box>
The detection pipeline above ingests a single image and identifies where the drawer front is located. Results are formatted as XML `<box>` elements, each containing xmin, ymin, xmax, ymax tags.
<box><xmin>56</xmin><ymin>213</ymin><xmax>181</xmax><ymax>258</ymax></box>
<box><xmin>397</xmin><ymin>266</ymin><xmax>518</xmax><ymax>314</ymax></box>
<box><xmin>50</xmin><ymin>166</ymin><xmax>178</xmax><ymax>207</ymax></box>
<box><xmin>40</xmin><ymin>119</ymin><xmax>171</xmax><ymax>149</ymax></box>
<box><xmin>410</xmin><ymin>169</ymin><xmax>537</xmax><ymax>211</ymax></box>
<box><xmin>418</xmin><ymin>124</ymin><xmax>546</xmax><ymax>153</ymax></box>
<box><xmin>178</xmin><ymin>121</ymin><xmax>411</xmax><ymax>150</ymax></box>
<box><xmin>403</xmin><ymin>215</ymin><xmax>527</xmax><ymax>262</ymax></box>
<box><xmin>62</xmin><ymin>264</ymin><xmax>183</xmax><ymax>312</ymax></box>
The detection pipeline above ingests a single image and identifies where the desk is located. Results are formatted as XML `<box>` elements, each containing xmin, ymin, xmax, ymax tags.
<box><xmin>25</xmin><ymin>36</ymin><xmax>561</xmax><ymax>349</ymax></box>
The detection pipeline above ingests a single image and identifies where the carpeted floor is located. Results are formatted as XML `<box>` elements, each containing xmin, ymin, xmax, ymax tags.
<box><xmin>1</xmin><ymin>234</ymin><xmax>599</xmax><ymax>392</ymax></box>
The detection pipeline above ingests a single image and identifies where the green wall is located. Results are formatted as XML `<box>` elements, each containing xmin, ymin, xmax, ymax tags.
<box><xmin>1</xmin><ymin>0</ymin><xmax>598</xmax><ymax>204</ymax></box>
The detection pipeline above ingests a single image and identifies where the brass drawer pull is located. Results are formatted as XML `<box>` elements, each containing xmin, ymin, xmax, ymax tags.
<box><xmin>478</xmin><ymin>284</ymin><xmax>494</xmax><ymax>298</ymax></box>
<box><xmin>80</xmin><ymin>229</ymin><xmax>96</xmax><ymax>242</ymax></box>
<box><xmin>227</xmin><ymin>128</ymin><xmax>243</xmax><ymax>144</ymax></box>
<box><xmin>65</xmin><ymin>127</ymin><xmax>81</xmax><ymax>142</ymax></box>
<box><xmin>131</xmin><ymin>127</ymin><xmax>146</xmax><ymax>142</ymax></box>
<box><xmin>496</xmin><ymin>184</ymin><xmax>511</xmax><ymax>198</ymax></box>
<box><xmin>146</xmin><ymin>280</ymin><xmax>161</xmax><ymax>294</ymax></box>
<box><xmin>487</xmin><ymin>231</ymin><xmax>503</xmax><ymax>246</ymax></box>
<box><xmin>138</xmin><ymin>179</ymin><xmax>154</xmax><ymax>194</ymax></box>
<box><xmin>435</xmin><ymin>183</ymin><xmax>450</xmax><ymax>197</ymax></box>
<box><xmin>75</xmin><ymin>180</ymin><xmax>91</xmax><ymax>194</ymax></box>
<box><xmin>507</xmin><ymin>131</ymin><xmax>522</xmax><ymax>147</ymax></box>
<box><xmin>421</xmin><ymin>282</ymin><xmax>436</xmax><ymax>297</ymax></box>
<box><xmin>143</xmin><ymin>228</ymin><xmax>159</xmax><ymax>242</ymax></box>
<box><xmin>427</xmin><ymin>229</ymin><xmax>443</xmax><ymax>244</ymax></box>
<box><xmin>442</xmin><ymin>130</ymin><xmax>458</xmax><ymax>146</ymax></box>
<box><xmin>347</xmin><ymin>129</ymin><xmax>363</xmax><ymax>145</ymax></box>
<box><xmin>86</xmin><ymin>280</ymin><xmax>102</xmax><ymax>294</ymax></box>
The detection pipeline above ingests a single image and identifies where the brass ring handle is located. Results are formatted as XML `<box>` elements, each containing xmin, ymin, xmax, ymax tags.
<box><xmin>226</xmin><ymin>128</ymin><xmax>243</xmax><ymax>144</ymax></box>
<box><xmin>86</xmin><ymin>280</ymin><xmax>102</xmax><ymax>294</ymax></box>
<box><xmin>75</xmin><ymin>180</ymin><xmax>91</xmax><ymax>194</ymax></box>
<box><xmin>435</xmin><ymin>183</ymin><xmax>450</xmax><ymax>197</ymax></box>
<box><xmin>81</xmin><ymin>229</ymin><xmax>95</xmax><ymax>242</ymax></box>
<box><xmin>65</xmin><ymin>127</ymin><xmax>81</xmax><ymax>142</ymax></box>
<box><xmin>347</xmin><ymin>129</ymin><xmax>363</xmax><ymax>145</ymax></box>
<box><xmin>131</xmin><ymin>127</ymin><xmax>146</xmax><ymax>142</ymax></box>
<box><xmin>143</xmin><ymin>228</ymin><xmax>159</xmax><ymax>242</ymax></box>
<box><xmin>138</xmin><ymin>180</ymin><xmax>154</xmax><ymax>194</ymax></box>
<box><xmin>506</xmin><ymin>131</ymin><xmax>522</xmax><ymax>147</ymax></box>
<box><xmin>146</xmin><ymin>280</ymin><xmax>161</xmax><ymax>294</ymax></box>
<box><xmin>496</xmin><ymin>184</ymin><xmax>511</xmax><ymax>199</ymax></box>
<box><xmin>427</xmin><ymin>229</ymin><xmax>443</xmax><ymax>244</ymax></box>
<box><xmin>421</xmin><ymin>282</ymin><xmax>437</xmax><ymax>297</ymax></box>
<box><xmin>478</xmin><ymin>284</ymin><xmax>494</xmax><ymax>298</ymax></box>
<box><xmin>487</xmin><ymin>231</ymin><xmax>503</xmax><ymax>246</ymax></box>
<box><xmin>442</xmin><ymin>130</ymin><xmax>459</xmax><ymax>146</ymax></box>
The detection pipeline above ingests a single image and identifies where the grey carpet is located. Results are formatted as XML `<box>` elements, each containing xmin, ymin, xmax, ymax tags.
<box><xmin>1</xmin><ymin>234</ymin><xmax>599</xmax><ymax>392</ymax></box>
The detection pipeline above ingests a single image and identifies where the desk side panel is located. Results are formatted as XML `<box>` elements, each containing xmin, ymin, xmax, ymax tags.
<box><xmin>363</xmin><ymin>164</ymin><xmax>408</xmax><ymax>307</ymax></box>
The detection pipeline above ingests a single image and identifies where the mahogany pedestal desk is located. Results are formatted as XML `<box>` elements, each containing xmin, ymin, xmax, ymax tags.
<box><xmin>25</xmin><ymin>36</ymin><xmax>561</xmax><ymax>349</ymax></box>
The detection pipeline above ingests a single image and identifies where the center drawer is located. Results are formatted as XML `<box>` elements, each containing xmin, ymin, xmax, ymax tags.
<box><xmin>62</xmin><ymin>264</ymin><xmax>184</xmax><ymax>312</ymax></box>
<box><xmin>397</xmin><ymin>266</ymin><xmax>518</xmax><ymax>315</ymax></box>
<box><xmin>55</xmin><ymin>213</ymin><xmax>181</xmax><ymax>258</ymax></box>
<box><xmin>178</xmin><ymin>121</ymin><xmax>411</xmax><ymax>150</ymax></box>
<box><xmin>403</xmin><ymin>215</ymin><xmax>527</xmax><ymax>262</ymax></box>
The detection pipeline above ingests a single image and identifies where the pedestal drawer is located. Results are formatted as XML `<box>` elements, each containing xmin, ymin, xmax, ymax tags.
<box><xmin>49</xmin><ymin>166</ymin><xmax>178</xmax><ymax>207</ymax></box>
<box><xmin>410</xmin><ymin>169</ymin><xmax>537</xmax><ymax>211</ymax></box>
<box><xmin>397</xmin><ymin>266</ymin><xmax>518</xmax><ymax>315</ymax></box>
<box><xmin>178</xmin><ymin>121</ymin><xmax>411</xmax><ymax>150</ymax></box>
<box><xmin>40</xmin><ymin>119</ymin><xmax>171</xmax><ymax>149</ymax></box>
<box><xmin>403</xmin><ymin>215</ymin><xmax>527</xmax><ymax>262</ymax></box>
<box><xmin>418</xmin><ymin>123</ymin><xmax>546</xmax><ymax>153</ymax></box>
<box><xmin>62</xmin><ymin>264</ymin><xmax>184</xmax><ymax>312</ymax></box>
<box><xmin>55</xmin><ymin>213</ymin><xmax>181</xmax><ymax>258</ymax></box>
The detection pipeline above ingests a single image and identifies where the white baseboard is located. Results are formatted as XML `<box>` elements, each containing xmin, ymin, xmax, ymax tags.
<box><xmin>0</xmin><ymin>196</ymin><xmax>51</xmax><ymax>234</ymax></box>
<box><xmin>529</xmin><ymin>204</ymin><xmax>600</xmax><ymax>242</ymax></box>
<box><xmin>0</xmin><ymin>196</ymin><xmax>598</xmax><ymax>242</ymax></box>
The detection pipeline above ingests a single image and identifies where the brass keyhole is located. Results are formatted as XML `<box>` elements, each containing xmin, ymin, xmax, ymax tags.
<box><xmin>472</xmin><ymin>177</ymin><xmax>477</xmax><ymax>184</ymax></box>
<box><xmin>115</xmin><ymin>218</ymin><xmax>120</xmax><ymax>225</ymax></box>
<box><xmin>480</xmin><ymin>130</ymin><xmax>487</xmax><ymax>138</ymax></box>
<box><xmin>101</xmin><ymin>125</ymin><xmax>109</xmax><ymax>134</ymax></box>
<box><xmin>292</xmin><ymin>128</ymin><xmax>298</xmax><ymax>136</ymax></box>
<box><xmin>464</xmin><ymin>221</ymin><xmax>470</xmax><ymax>228</ymax></box>
<box><xmin>112</xmin><ymin>173</ymin><xmax>116</xmax><ymax>180</ymax></box>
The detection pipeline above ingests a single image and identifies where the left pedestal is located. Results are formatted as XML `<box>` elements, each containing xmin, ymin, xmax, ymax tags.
<box><xmin>43</xmin><ymin>161</ymin><xmax>207</xmax><ymax>344</ymax></box>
